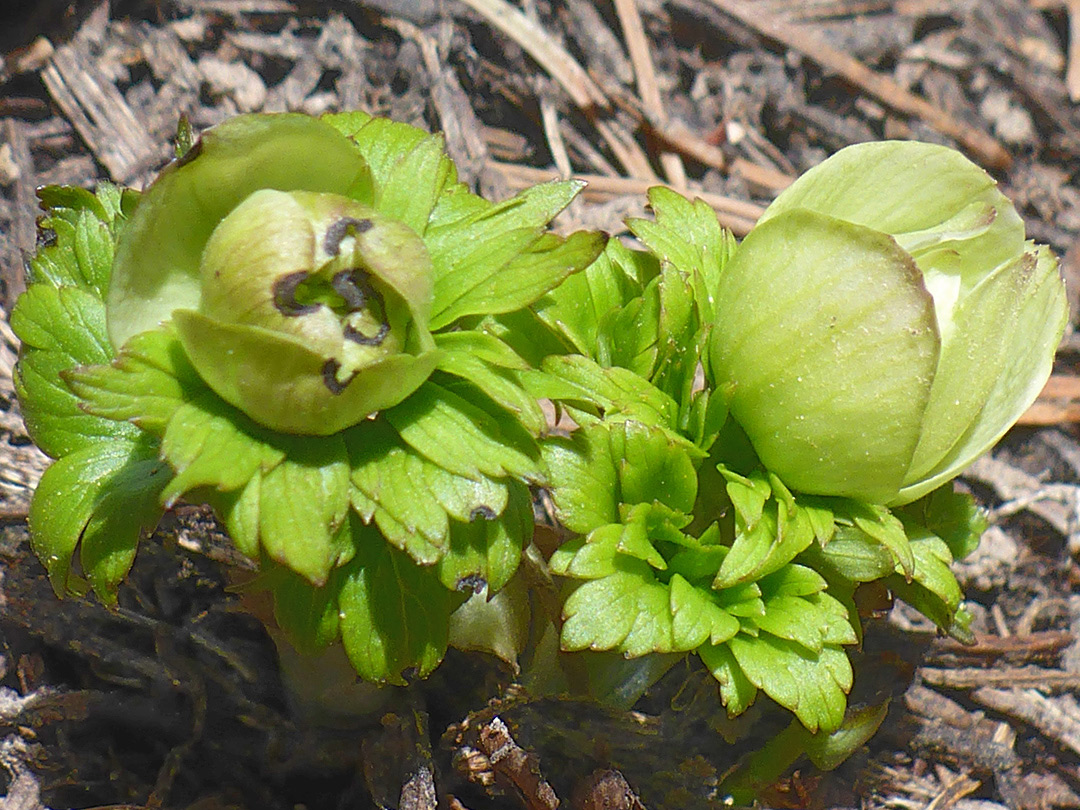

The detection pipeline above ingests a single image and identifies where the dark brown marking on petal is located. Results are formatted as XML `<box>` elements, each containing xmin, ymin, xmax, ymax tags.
<box><xmin>273</xmin><ymin>271</ymin><xmax>319</xmax><ymax>316</ymax></box>
<box><xmin>343</xmin><ymin>321</ymin><xmax>390</xmax><ymax>346</ymax></box>
<box><xmin>331</xmin><ymin>270</ymin><xmax>367</xmax><ymax>310</ymax></box>
<box><xmin>323</xmin><ymin>217</ymin><xmax>374</xmax><ymax>256</ymax></box>
<box><xmin>174</xmin><ymin>136</ymin><xmax>203</xmax><ymax>168</ymax></box>
<box><xmin>321</xmin><ymin>359</ymin><xmax>359</xmax><ymax>394</ymax></box>
<box><xmin>469</xmin><ymin>506</ymin><xmax>497</xmax><ymax>522</ymax></box>
<box><xmin>341</xmin><ymin>271</ymin><xmax>391</xmax><ymax>345</ymax></box>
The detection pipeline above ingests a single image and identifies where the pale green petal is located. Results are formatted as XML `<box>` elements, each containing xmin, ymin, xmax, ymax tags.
<box><xmin>894</xmin><ymin>245</ymin><xmax>1067</xmax><ymax>504</ymax></box>
<box><xmin>905</xmin><ymin>251</ymin><xmax>1041</xmax><ymax>483</ymax></box>
<box><xmin>760</xmin><ymin>141</ymin><xmax>1016</xmax><ymax>244</ymax></box>
<box><xmin>710</xmin><ymin>209</ymin><xmax>939</xmax><ymax>502</ymax></box>
<box><xmin>173</xmin><ymin>310</ymin><xmax>439</xmax><ymax>435</ymax></box>
<box><xmin>108</xmin><ymin>113</ymin><xmax>371</xmax><ymax>349</ymax></box>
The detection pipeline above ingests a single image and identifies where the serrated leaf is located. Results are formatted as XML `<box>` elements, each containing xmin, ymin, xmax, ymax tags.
<box><xmin>272</xmin><ymin>565</ymin><xmax>343</xmax><ymax>654</ymax></box>
<box><xmin>897</xmin><ymin>486</ymin><xmax>986</xmax><ymax>561</ymax></box>
<box><xmin>434</xmin><ymin>480</ymin><xmax>530</xmax><ymax>593</ymax></box>
<box><xmin>445</xmin><ymin>230</ymin><xmax>605</xmax><ymax>323</ymax></box>
<box><xmin>13</xmin><ymin>285</ymin><xmax>134</xmax><ymax>457</ymax></box>
<box><xmin>600</xmin><ymin>280</ymin><xmax>661</xmax><ymax>378</ymax></box>
<box><xmin>64</xmin><ymin>326</ymin><xmax>204</xmax><ymax>436</ymax></box>
<box><xmin>608</xmin><ymin>419</ymin><xmax>701</xmax><ymax>512</ymax></box>
<box><xmin>528</xmin><ymin>354</ymin><xmax>678</xmax><ymax>429</ymax></box>
<box><xmin>670</xmin><ymin>573</ymin><xmax>740</xmax><ymax>650</ymax></box>
<box><xmin>346</xmin><ymin>418</ymin><xmax>452</xmax><ymax>564</ymax></box>
<box><xmin>698</xmin><ymin>641</ymin><xmax>758</xmax><ymax>717</ymax></box>
<box><xmin>29</xmin><ymin>184</ymin><xmax>123</xmax><ymax>296</ymax></box>
<box><xmin>728</xmin><ymin>633</ymin><xmax>852</xmax><ymax>733</ymax></box>
<box><xmin>434</xmin><ymin>332</ymin><xmax>546</xmax><ymax>435</ymax></box>
<box><xmin>803</xmin><ymin>525</ymin><xmax>897</xmax><ymax>583</ymax></box>
<box><xmin>715</xmin><ymin>495</ymin><xmax>815</xmax><ymax>589</ymax></box>
<box><xmin>850</xmin><ymin>503</ymin><xmax>915</xmax><ymax>578</ymax></box>
<box><xmin>338</xmin><ymin>517</ymin><xmax>451</xmax><ymax>684</ymax></box>
<box><xmin>258</xmin><ymin>435</ymin><xmax>352</xmax><ymax>585</ymax></box>
<box><xmin>759</xmin><ymin>564</ymin><xmax>827</xmax><ymax>598</ymax></box>
<box><xmin>212</xmin><ymin>473</ymin><xmax>261</xmax><ymax>559</ymax></box>
<box><xmin>560</xmin><ymin>558</ymin><xmax>674</xmax><ymax>656</ymax></box>
<box><xmin>386</xmin><ymin>380</ymin><xmax>541</xmax><ymax>482</ymax></box>
<box><xmin>160</xmin><ymin>392</ymin><xmax>285</xmax><ymax>505</ymax></box>
<box><xmin>627</xmin><ymin>186</ymin><xmax>735</xmax><ymax>323</ymax></box>
<box><xmin>549</xmin><ymin>533</ymin><xmax>618</xmax><ymax>579</ymax></box>
<box><xmin>543</xmin><ymin>426</ymin><xmax>619</xmax><ymax>535</ymax></box>
<box><xmin>428</xmin><ymin>180</ymin><xmax>588</xmax><ymax>329</ymax></box>
<box><xmin>28</xmin><ymin>437</ymin><xmax>160</xmax><ymax>596</ymax></box>
<box><xmin>79</xmin><ymin>449</ymin><xmax>170</xmax><ymax>603</ymax></box>
<box><xmin>531</xmin><ymin>237</ymin><xmax>655</xmax><ymax>358</ymax></box>
<box><xmin>755</xmin><ymin>594</ymin><xmax>826</xmax><ymax>654</ymax></box>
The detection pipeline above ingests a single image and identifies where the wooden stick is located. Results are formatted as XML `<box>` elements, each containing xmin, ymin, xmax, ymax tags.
<box><xmin>705</xmin><ymin>0</ymin><xmax>1013</xmax><ymax>170</ymax></box>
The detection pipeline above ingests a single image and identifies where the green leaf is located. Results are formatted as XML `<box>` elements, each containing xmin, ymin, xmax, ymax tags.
<box><xmin>897</xmin><ymin>485</ymin><xmax>986</xmax><ymax>561</ymax></box>
<box><xmin>79</xmin><ymin>447</ymin><xmax>170</xmax><ymax>602</ymax></box>
<box><xmin>543</xmin><ymin>426</ymin><xmax>619</xmax><ymax>535</ymax></box>
<box><xmin>802</xmin><ymin>525</ymin><xmax>896</xmax><ymax>583</ymax></box>
<box><xmin>698</xmin><ymin>641</ymin><xmax>757</xmax><ymax>717</ymax></box>
<box><xmin>324</xmin><ymin>112</ymin><xmax>452</xmax><ymax>217</ymax></box>
<box><xmin>347</xmin><ymin>418</ymin><xmax>454</xmax><ymax>564</ymax></box>
<box><xmin>715</xmin><ymin>488</ymin><xmax>815</xmax><ymax>589</ymax></box>
<box><xmin>728</xmin><ymin>633</ymin><xmax>852</xmax><ymax>733</ymax></box>
<box><xmin>434</xmin><ymin>332</ymin><xmax>547</xmax><ymax>436</ymax></box>
<box><xmin>627</xmin><ymin>185</ymin><xmax>735</xmax><ymax>323</ymax></box>
<box><xmin>271</xmin><ymin>565</ymin><xmax>344</xmax><ymax>654</ymax></box>
<box><xmin>13</xmin><ymin>285</ymin><xmax>135</xmax><ymax>457</ymax></box>
<box><xmin>427</xmin><ymin>180</ymin><xmax>589</xmax><ymax>329</ymax></box>
<box><xmin>560</xmin><ymin>557</ymin><xmax>675</xmax><ymax>656</ymax></box>
<box><xmin>527</xmin><ymin>354</ymin><xmax>679</xmax><ymax>429</ymax></box>
<box><xmin>159</xmin><ymin>392</ymin><xmax>285</xmax><ymax>505</ymax></box>
<box><xmin>338</xmin><ymin>518</ymin><xmax>451</xmax><ymax>684</ymax></box>
<box><xmin>258</xmin><ymin>435</ymin><xmax>352</xmax><ymax>585</ymax></box>
<box><xmin>28</xmin><ymin>437</ymin><xmax>165</xmax><ymax>597</ymax></box>
<box><xmin>64</xmin><ymin>326</ymin><xmax>204</xmax><ymax>436</ymax></box>
<box><xmin>531</xmin><ymin>237</ymin><xmax>655</xmax><ymax>358</ymax></box>
<box><xmin>670</xmin><ymin>573</ymin><xmax>740</xmax><ymax>650</ymax></box>
<box><xmin>847</xmin><ymin>502</ymin><xmax>915</xmax><ymax>578</ymax></box>
<box><xmin>607</xmin><ymin>420</ymin><xmax>702</xmax><ymax>511</ymax></box>
<box><xmin>29</xmin><ymin>184</ymin><xmax>123</xmax><ymax>296</ymax></box>
<box><xmin>434</xmin><ymin>480</ymin><xmax>530</xmax><ymax>594</ymax></box>
<box><xmin>386</xmin><ymin>380</ymin><xmax>541</xmax><ymax>482</ymax></box>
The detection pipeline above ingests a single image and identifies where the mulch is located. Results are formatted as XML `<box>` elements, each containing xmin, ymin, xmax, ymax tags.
<box><xmin>3</xmin><ymin>1</ymin><xmax>1080</xmax><ymax>808</ymax></box>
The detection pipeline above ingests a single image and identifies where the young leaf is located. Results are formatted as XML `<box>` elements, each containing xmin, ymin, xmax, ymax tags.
<box><xmin>338</xmin><ymin>517</ymin><xmax>452</xmax><ymax>684</ymax></box>
<box><xmin>386</xmin><ymin>380</ymin><xmax>541</xmax><ymax>483</ymax></box>
<box><xmin>160</xmin><ymin>392</ymin><xmax>285</xmax><ymax>505</ymax></box>
<box><xmin>13</xmin><ymin>285</ymin><xmax>135</xmax><ymax>457</ymax></box>
<box><xmin>560</xmin><ymin>558</ymin><xmax>675</xmax><ymax>656</ymax></box>
<box><xmin>698</xmin><ymin>640</ymin><xmax>758</xmax><ymax>717</ymax></box>
<box><xmin>28</xmin><ymin>436</ymin><xmax>164</xmax><ymax>597</ymax></box>
<box><xmin>64</xmin><ymin>326</ymin><xmax>204</xmax><ymax>436</ymax></box>
<box><xmin>258</xmin><ymin>435</ymin><xmax>352</xmax><ymax>585</ymax></box>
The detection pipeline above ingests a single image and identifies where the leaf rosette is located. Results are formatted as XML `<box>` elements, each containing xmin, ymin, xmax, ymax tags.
<box><xmin>14</xmin><ymin>111</ymin><xmax>604</xmax><ymax>684</ymax></box>
<box><xmin>708</xmin><ymin>141</ymin><xmax>1068</xmax><ymax>504</ymax></box>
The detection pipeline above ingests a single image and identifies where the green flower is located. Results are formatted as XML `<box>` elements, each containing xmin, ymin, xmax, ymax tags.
<box><xmin>708</xmin><ymin>141</ymin><xmax>1067</xmax><ymax>505</ymax></box>
<box><xmin>108</xmin><ymin>113</ymin><xmax>438</xmax><ymax>435</ymax></box>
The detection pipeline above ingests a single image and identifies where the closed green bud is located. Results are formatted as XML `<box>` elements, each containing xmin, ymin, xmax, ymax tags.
<box><xmin>709</xmin><ymin>141</ymin><xmax>1067</xmax><ymax>505</ymax></box>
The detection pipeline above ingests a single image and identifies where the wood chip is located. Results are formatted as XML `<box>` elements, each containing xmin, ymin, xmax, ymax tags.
<box><xmin>40</xmin><ymin>21</ymin><xmax>161</xmax><ymax>184</ymax></box>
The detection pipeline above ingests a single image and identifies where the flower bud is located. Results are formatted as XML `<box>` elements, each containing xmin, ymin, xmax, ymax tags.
<box><xmin>708</xmin><ymin>141</ymin><xmax>1067</xmax><ymax>505</ymax></box>
<box><xmin>173</xmin><ymin>188</ymin><xmax>437</xmax><ymax>434</ymax></box>
<box><xmin>106</xmin><ymin>113</ymin><xmax>440</xmax><ymax>435</ymax></box>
